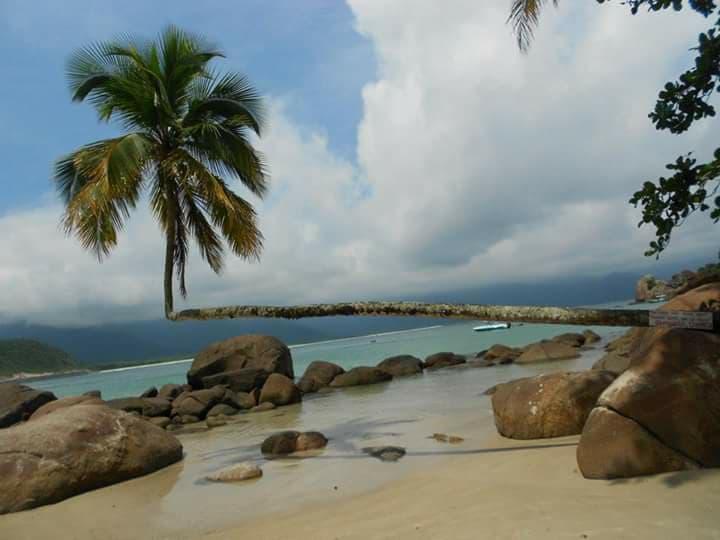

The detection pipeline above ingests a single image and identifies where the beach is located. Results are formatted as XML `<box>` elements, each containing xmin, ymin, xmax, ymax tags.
<box><xmin>3</xmin><ymin>329</ymin><xmax>718</xmax><ymax>540</ymax></box>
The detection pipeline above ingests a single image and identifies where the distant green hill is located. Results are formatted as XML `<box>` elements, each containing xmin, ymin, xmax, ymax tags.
<box><xmin>0</xmin><ymin>339</ymin><xmax>77</xmax><ymax>377</ymax></box>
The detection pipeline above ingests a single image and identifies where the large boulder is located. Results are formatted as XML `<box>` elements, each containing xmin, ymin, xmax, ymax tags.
<box><xmin>106</xmin><ymin>397</ymin><xmax>172</xmax><ymax>418</ymax></box>
<box><xmin>515</xmin><ymin>341</ymin><xmax>580</xmax><ymax>364</ymax></box>
<box><xmin>259</xmin><ymin>374</ymin><xmax>302</xmax><ymax>406</ymax></box>
<box><xmin>483</xmin><ymin>344</ymin><xmax>520</xmax><ymax>364</ymax></box>
<box><xmin>424</xmin><ymin>352</ymin><xmax>466</xmax><ymax>370</ymax></box>
<box><xmin>551</xmin><ymin>333</ymin><xmax>586</xmax><ymax>348</ymax></box>
<box><xmin>0</xmin><ymin>404</ymin><xmax>183</xmax><ymax>514</ymax></box>
<box><xmin>329</xmin><ymin>367</ymin><xmax>392</xmax><ymax>388</ymax></box>
<box><xmin>187</xmin><ymin>335</ymin><xmax>293</xmax><ymax>389</ymax></box>
<box><xmin>0</xmin><ymin>384</ymin><xmax>56</xmax><ymax>428</ymax></box>
<box><xmin>297</xmin><ymin>361</ymin><xmax>345</xmax><ymax>393</ymax></box>
<box><xmin>592</xmin><ymin>282</ymin><xmax>720</xmax><ymax>375</ymax></box>
<box><xmin>30</xmin><ymin>395</ymin><xmax>104</xmax><ymax>421</ymax></box>
<box><xmin>171</xmin><ymin>386</ymin><xmax>226</xmax><ymax>419</ymax></box>
<box><xmin>200</xmin><ymin>368</ymin><xmax>269</xmax><ymax>393</ymax></box>
<box><xmin>377</xmin><ymin>355</ymin><xmax>423</xmax><ymax>377</ymax></box>
<box><xmin>577</xmin><ymin>327</ymin><xmax>720</xmax><ymax>479</ymax></box>
<box><xmin>491</xmin><ymin>371</ymin><xmax>617</xmax><ymax>439</ymax></box>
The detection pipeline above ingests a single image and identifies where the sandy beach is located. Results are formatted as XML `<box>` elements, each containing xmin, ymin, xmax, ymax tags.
<box><xmin>2</xmin><ymin>344</ymin><xmax>719</xmax><ymax>540</ymax></box>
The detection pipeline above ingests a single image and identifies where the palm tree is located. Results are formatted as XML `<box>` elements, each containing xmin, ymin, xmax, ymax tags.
<box><xmin>55</xmin><ymin>26</ymin><xmax>267</xmax><ymax>318</ymax></box>
<box><xmin>508</xmin><ymin>0</ymin><xmax>559</xmax><ymax>52</ymax></box>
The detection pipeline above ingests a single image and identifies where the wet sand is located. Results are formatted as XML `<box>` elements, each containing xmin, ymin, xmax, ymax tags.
<box><xmin>2</xmin><ymin>343</ymin><xmax>719</xmax><ymax>539</ymax></box>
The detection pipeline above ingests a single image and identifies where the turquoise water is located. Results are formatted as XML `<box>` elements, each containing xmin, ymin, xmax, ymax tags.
<box><xmin>29</xmin><ymin>301</ymin><xmax>639</xmax><ymax>399</ymax></box>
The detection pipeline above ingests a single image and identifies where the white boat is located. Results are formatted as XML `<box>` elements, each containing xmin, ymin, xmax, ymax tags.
<box><xmin>473</xmin><ymin>322</ymin><xmax>511</xmax><ymax>332</ymax></box>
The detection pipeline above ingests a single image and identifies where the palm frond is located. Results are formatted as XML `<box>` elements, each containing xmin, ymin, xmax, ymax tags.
<box><xmin>508</xmin><ymin>0</ymin><xmax>559</xmax><ymax>53</ymax></box>
<box><xmin>56</xmin><ymin>134</ymin><xmax>153</xmax><ymax>258</ymax></box>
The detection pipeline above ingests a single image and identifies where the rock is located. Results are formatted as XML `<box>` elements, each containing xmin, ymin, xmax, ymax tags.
<box><xmin>158</xmin><ymin>384</ymin><xmax>184</xmax><ymax>400</ymax></box>
<box><xmin>140</xmin><ymin>387</ymin><xmax>158</xmax><ymax>398</ymax></box>
<box><xmin>577</xmin><ymin>327</ymin><xmax>720</xmax><ymax>479</ymax></box>
<box><xmin>592</xmin><ymin>282</ymin><xmax>720</xmax><ymax>375</ymax></box>
<box><xmin>482</xmin><ymin>384</ymin><xmax>499</xmax><ymax>396</ymax></box>
<box><xmin>148</xmin><ymin>416</ymin><xmax>171</xmax><ymax>429</ymax></box>
<box><xmin>551</xmin><ymin>333</ymin><xmax>586</xmax><ymax>348</ymax></box>
<box><xmin>0</xmin><ymin>404</ymin><xmax>183</xmax><ymax>514</ymax></box>
<box><xmin>329</xmin><ymin>367</ymin><xmax>392</xmax><ymax>388</ymax></box>
<box><xmin>251</xmin><ymin>402</ymin><xmax>276</xmax><ymax>413</ymax></box>
<box><xmin>577</xmin><ymin>407</ymin><xmax>698</xmax><ymax>479</ymax></box>
<box><xmin>635</xmin><ymin>274</ymin><xmax>671</xmax><ymax>302</ymax></box>
<box><xmin>491</xmin><ymin>371</ymin><xmax>617</xmax><ymax>439</ymax></box>
<box><xmin>296</xmin><ymin>431</ymin><xmax>329</xmax><ymax>451</ymax></box>
<box><xmin>429</xmin><ymin>433</ymin><xmax>464</xmax><ymax>444</ymax></box>
<box><xmin>483</xmin><ymin>344</ymin><xmax>520</xmax><ymax>364</ymax></box>
<box><xmin>0</xmin><ymin>384</ymin><xmax>56</xmax><ymax>428</ymax></box>
<box><xmin>362</xmin><ymin>446</ymin><xmax>406</xmax><ymax>462</ymax></box>
<box><xmin>83</xmin><ymin>390</ymin><xmax>102</xmax><ymax>398</ymax></box>
<box><xmin>582</xmin><ymin>330</ymin><xmax>601</xmax><ymax>345</ymax></box>
<box><xmin>206</xmin><ymin>462</ymin><xmax>262</xmax><ymax>482</ymax></box>
<box><xmin>297</xmin><ymin>361</ymin><xmax>345</xmax><ymax>393</ymax></box>
<box><xmin>259</xmin><ymin>373</ymin><xmax>302</xmax><ymax>406</ymax></box>
<box><xmin>207</xmin><ymin>403</ymin><xmax>239</xmax><ymax>417</ymax></box>
<box><xmin>261</xmin><ymin>430</ymin><xmax>328</xmax><ymax>456</ymax></box>
<box><xmin>30</xmin><ymin>395</ymin><xmax>104</xmax><ymax>421</ymax></box>
<box><xmin>515</xmin><ymin>341</ymin><xmax>580</xmax><ymax>365</ymax></box>
<box><xmin>200</xmin><ymin>368</ymin><xmax>269</xmax><ymax>393</ymax></box>
<box><xmin>188</xmin><ymin>335</ymin><xmax>293</xmax><ymax>389</ymax></box>
<box><xmin>106</xmin><ymin>397</ymin><xmax>171</xmax><ymax>418</ymax></box>
<box><xmin>222</xmin><ymin>389</ymin><xmax>256</xmax><ymax>410</ymax></box>
<box><xmin>424</xmin><ymin>352</ymin><xmax>467</xmax><ymax>370</ymax></box>
<box><xmin>171</xmin><ymin>386</ymin><xmax>225</xmax><ymax>419</ymax></box>
<box><xmin>206</xmin><ymin>416</ymin><xmax>227</xmax><ymax>428</ymax></box>
<box><xmin>377</xmin><ymin>355</ymin><xmax>424</xmax><ymax>377</ymax></box>
<box><xmin>179</xmin><ymin>415</ymin><xmax>201</xmax><ymax>425</ymax></box>
<box><xmin>592</xmin><ymin>352</ymin><xmax>632</xmax><ymax>375</ymax></box>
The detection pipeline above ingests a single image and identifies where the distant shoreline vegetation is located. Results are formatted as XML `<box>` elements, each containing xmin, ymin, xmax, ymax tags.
<box><xmin>0</xmin><ymin>339</ymin><xmax>78</xmax><ymax>379</ymax></box>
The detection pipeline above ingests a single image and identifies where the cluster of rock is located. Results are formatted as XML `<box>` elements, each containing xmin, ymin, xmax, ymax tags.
<box><xmin>491</xmin><ymin>281</ymin><xmax>720</xmax><ymax>480</ymax></box>
<box><xmin>634</xmin><ymin>264</ymin><xmax>720</xmax><ymax>302</ymax></box>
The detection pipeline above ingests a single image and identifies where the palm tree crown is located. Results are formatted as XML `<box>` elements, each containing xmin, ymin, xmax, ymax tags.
<box><xmin>55</xmin><ymin>26</ymin><xmax>268</xmax><ymax>318</ymax></box>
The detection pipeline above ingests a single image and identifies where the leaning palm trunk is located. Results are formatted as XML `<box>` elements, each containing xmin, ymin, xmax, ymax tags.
<box><xmin>167</xmin><ymin>301</ymin><xmax>719</xmax><ymax>331</ymax></box>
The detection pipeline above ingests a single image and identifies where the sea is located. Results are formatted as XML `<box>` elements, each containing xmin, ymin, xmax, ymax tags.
<box><xmin>29</xmin><ymin>299</ymin><xmax>643</xmax><ymax>400</ymax></box>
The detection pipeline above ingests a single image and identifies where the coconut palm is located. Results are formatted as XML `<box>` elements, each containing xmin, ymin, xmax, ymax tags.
<box><xmin>55</xmin><ymin>26</ymin><xmax>267</xmax><ymax>318</ymax></box>
<box><xmin>508</xmin><ymin>0</ymin><xmax>559</xmax><ymax>52</ymax></box>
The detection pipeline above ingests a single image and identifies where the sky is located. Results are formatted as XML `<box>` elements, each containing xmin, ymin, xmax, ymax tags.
<box><xmin>0</xmin><ymin>0</ymin><xmax>717</xmax><ymax>326</ymax></box>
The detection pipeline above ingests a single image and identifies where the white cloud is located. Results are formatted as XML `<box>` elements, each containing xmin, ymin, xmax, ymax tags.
<box><xmin>1</xmin><ymin>1</ymin><xmax>718</xmax><ymax>325</ymax></box>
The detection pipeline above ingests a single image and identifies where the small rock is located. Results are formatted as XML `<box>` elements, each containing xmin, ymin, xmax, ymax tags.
<box><xmin>296</xmin><ymin>431</ymin><xmax>329</xmax><ymax>451</ymax></box>
<box><xmin>362</xmin><ymin>446</ymin><xmax>406</xmax><ymax>462</ymax></box>
<box><xmin>259</xmin><ymin>373</ymin><xmax>302</xmax><ymax>406</ymax></box>
<box><xmin>423</xmin><ymin>352</ymin><xmax>466</xmax><ymax>370</ymax></box>
<box><xmin>140</xmin><ymin>387</ymin><xmax>158</xmax><ymax>398</ymax></box>
<box><xmin>207</xmin><ymin>403</ymin><xmax>239</xmax><ymax>417</ymax></box>
<box><xmin>261</xmin><ymin>430</ymin><xmax>328</xmax><ymax>456</ymax></box>
<box><xmin>206</xmin><ymin>462</ymin><xmax>262</xmax><ymax>482</ymax></box>
<box><xmin>158</xmin><ymin>384</ymin><xmax>184</xmax><ymax>400</ymax></box>
<box><xmin>179</xmin><ymin>415</ymin><xmax>200</xmax><ymax>425</ymax></box>
<box><xmin>251</xmin><ymin>402</ymin><xmax>276</xmax><ymax>413</ymax></box>
<box><xmin>298</xmin><ymin>361</ymin><xmax>345</xmax><ymax>394</ymax></box>
<box><xmin>148</xmin><ymin>417</ymin><xmax>171</xmax><ymax>429</ymax></box>
<box><xmin>206</xmin><ymin>416</ymin><xmax>227</xmax><ymax>428</ymax></box>
<box><xmin>429</xmin><ymin>433</ymin><xmax>464</xmax><ymax>444</ymax></box>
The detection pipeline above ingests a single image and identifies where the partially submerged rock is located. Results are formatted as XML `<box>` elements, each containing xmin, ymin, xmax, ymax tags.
<box><xmin>329</xmin><ymin>367</ymin><xmax>392</xmax><ymax>388</ymax></box>
<box><xmin>261</xmin><ymin>430</ymin><xmax>328</xmax><ymax>456</ymax></box>
<box><xmin>298</xmin><ymin>361</ymin><xmax>345</xmax><ymax>393</ymax></box>
<box><xmin>491</xmin><ymin>371</ymin><xmax>617</xmax><ymax>439</ymax></box>
<box><xmin>515</xmin><ymin>341</ymin><xmax>580</xmax><ymax>365</ymax></box>
<box><xmin>259</xmin><ymin>373</ymin><xmax>302</xmax><ymax>406</ymax></box>
<box><xmin>424</xmin><ymin>352</ymin><xmax>466</xmax><ymax>370</ymax></box>
<box><xmin>0</xmin><ymin>404</ymin><xmax>183</xmax><ymax>514</ymax></box>
<box><xmin>482</xmin><ymin>344</ymin><xmax>520</xmax><ymax>364</ymax></box>
<box><xmin>206</xmin><ymin>462</ymin><xmax>262</xmax><ymax>483</ymax></box>
<box><xmin>0</xmin><ymin>384</ymin><xmax>56</xmax><ymax>428</ymax></box>
<box><xmin>582</xmin><ymin>330</ymin><xmax>601</xmax><ymax>345</ymax></box>
<box><xmin>551</xmin><ymin>333</ymin><xmax>586</xmax><ymax>348</ymax></box>
<box><xmin>187</xmin><ymin>335</ymin><xmax>293</xmax><ymax>389</ymax></box>
<box><xmin>377</xmin><ymin>355</ymin><xmax>424</xmax><ymax>377</ymax></box>
<box><xmin>362</xmin><ymin>446</ymin><xmax>406</xmax><ymax>462</ymax></box>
